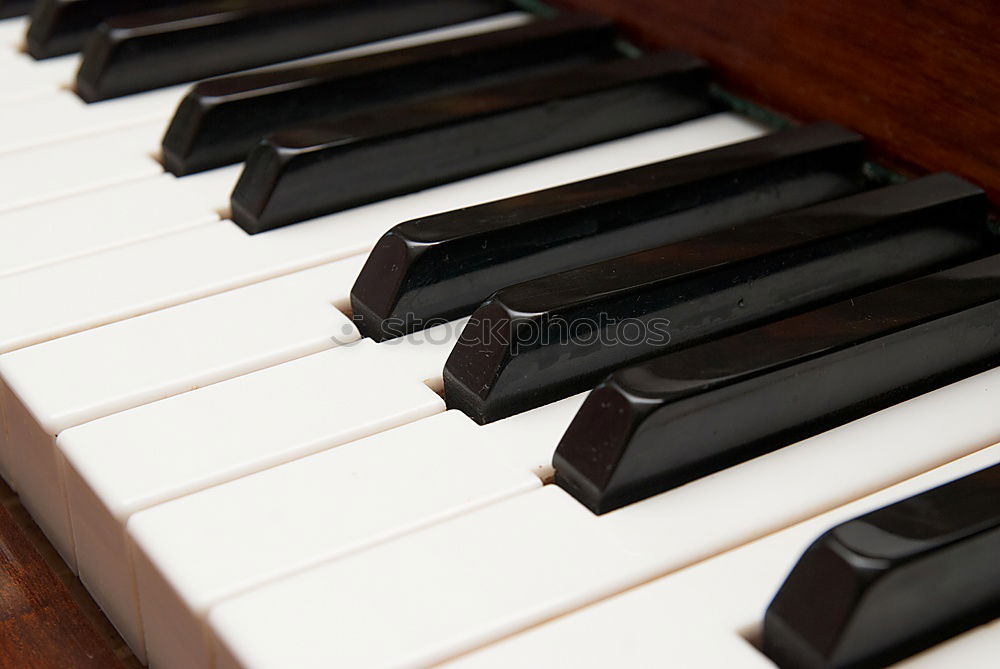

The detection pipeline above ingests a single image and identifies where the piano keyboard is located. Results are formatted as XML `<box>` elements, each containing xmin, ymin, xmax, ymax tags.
<box><xmin>0</xmin><ymin>2</ymin><xmax>997</xmax><ymax>668</ymax></box>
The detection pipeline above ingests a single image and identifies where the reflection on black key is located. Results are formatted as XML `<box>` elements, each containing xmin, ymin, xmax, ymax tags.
<box><xmin>764</xmin><ymin>464</ymin><xmax>1000</xmax><ymax>669</ymax></box>
<box><xmin>162</xmin><ymin>14</ymin><xmax>621</xmax><ymax>176</ymax></box>
<box><xmin>446</xmin><ymin>174</ymin><xmax>992</xmax><ymax>426</ymax></box>
<box><xmin>75</xmin><ymin>0</ymin><xmax>515</xmax><ymax>101</ymax></box>
<box><xmin>231</xmin><ymin>52</ymin><xmax>717</xmax><ymax>234</ymax></box>
<box><xmin>27</xmin><ymin>0</ymin><xmax>189</xmax><ymax>59</ymax></box>
<box><xmin>1</xmin><ymin>0</ymin><xmax>34</xmax><ymax>20</ymax></box>
<box><xmin>554</xmin><ymin>250</ymin><xmax>1000</xmax><ymax>514</ymax></box>
<box><xmin>351</xmin><ymin>123</ymin><xmax>867</xmax><ymax>341</ymax></box>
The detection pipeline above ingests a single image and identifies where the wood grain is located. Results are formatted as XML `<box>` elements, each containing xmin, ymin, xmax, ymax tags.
<box><xmin>554</xmin><ymin>0</ymin><xmax>1000</xmax><ymax>205</ymax></box>
<box><xmin>0</xmin><ymin>482</ymin><xmax>132</xmax><ymax>669</ymax></box>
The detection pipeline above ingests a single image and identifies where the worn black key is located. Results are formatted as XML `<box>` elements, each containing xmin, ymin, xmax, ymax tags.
<box><xmin>763</xmin><ymin>464</ymin><xmax>1000</xmax><ymax>669</ymax></box>
<box><xmin>27</xmin><ymin>0</ymin><xmax>192</xmax><ymax>59</ymax></box>
<box><xmin>75</xmin><ymin>0</ymin><xmax>515</xmax><ymax>102</ymax></box>
<box><xmin>0</xmin><ymin>0</ymin><xmax>34</xmax><ymax>20</ymax></box>
<box><xmin>162</xmin><ymin>14</ymin><xmax>622</xmax><ymax>176</ymax></box>
<box><xmin>445</xmin><ymin>174</ymin><xmax>993</xmax><ymax>426</ymax></box>
<box><xmin>231</xmin><ymin>52</ymin><xmax>717</xmax><ymax>235</ymax></box>
<box><xmin>351</xmin><ymin>123</ymin><xmax>867</xmax><ymax>341</ymax></box>
<box><xmin>553</xmin><ymin>250</ymin><xmax>1000</xmax><ymax>514</ymax></box>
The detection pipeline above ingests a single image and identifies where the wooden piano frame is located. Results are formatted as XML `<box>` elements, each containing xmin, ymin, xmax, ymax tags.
<box><xmin>561</xmin><ymin>0</ymin><xmax>1000</xmax><ymax>207</ymax></box>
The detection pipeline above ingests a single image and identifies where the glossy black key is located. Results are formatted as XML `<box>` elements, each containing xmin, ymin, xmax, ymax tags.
<box><xmin>27</xmin><ymin>0</ymin><xmax>193</xmax><ymax>59</ymax></box>
<box><xmin>75</xmin><ymin>0</ymin><xmax>515</xmax><ymax>102</ymax></box>
<box><xmin>162</xmin><ymin>14</ymin><xmax>621</xmax><ymax>176</ymax></box>
<box><xmin>763</xmin><ymin>464</ymin><xmax>1000</xmax><ymax>669</ymax></box>
<box><xmin>351</xmin><ymin>123</ymin><xmax>867</xmax><ymax>341</ymax></box>
<box><xmin>445</xmin><ymin>174</ymin><xmax>992</xmax><ymax>425</ymax></box>
<box><xmin>0</xmin><ymin>0</ymin><xmax>34</xmax><ymax>20</ymax></box>
<box><xmin>231</xmin><ymin>52</ymin><xmax>717</xmax><ymax>234</ymax></box>
<box><xmin>553</xmin><ymin>251</ymin><xmax>1000</xmax><ymax>514</ymax></box>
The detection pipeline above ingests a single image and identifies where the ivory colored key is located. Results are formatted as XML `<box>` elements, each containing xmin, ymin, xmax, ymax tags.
<box><xmin>206</xmin><ymin>362</ymin><xmax>1000</xmax><ymax>669</ymax></box>
<box><xmin>0</xmin><ymin>85</ymin><xmax>184</xmax><ymax>154</ymax></box>
<box><xmin>128</xmin><ymin>397</ymin><xmax>583</xmax><ymax>669</ymax></box>
<box><xmin>0</xmin><ymin>165</ymin><xmax>240</xmax><ymax>279</ymax></box>
<box><xmin>57</xmin><ymin>323</ymin><xmax>458</xmax><ymax>658</ymax></box>
<box><xmin>440</xmin><ymin>445</ymin><xmax>1000</xmax><ymax>669</ymax></box>
<box><xmin>0</xmin><ymin>15</ymin><xmax>26</xmax><ymax>42</ymax></box>
<box><xmin>0</xmin><ymin>253</ymin><xmax>364</xmax><ymax>489</ymax></box>
<box><xmin>0</xmin><ymin>120</ymin><xmax>163</xmax><ymax>213</ymax></box>
<box><xmin>0</xmin><ymin>51</ymin><xmax>78</xmax><ymax>103</ymax></box>
<box><xmin>0</xmin><ymin>114</ymin><xmax>767</xmax><ymax>355</ymax></box>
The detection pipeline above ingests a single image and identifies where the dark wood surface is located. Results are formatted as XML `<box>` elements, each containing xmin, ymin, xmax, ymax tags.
<box><xmin>555</xmin><ymin>0</ymin><xmax>1000</xmax><ymax>205</ymax></box>
<box><xmin>0</xmin><ymin>481</ymin><xmax>137</xmax><ymax>669</ymax></box>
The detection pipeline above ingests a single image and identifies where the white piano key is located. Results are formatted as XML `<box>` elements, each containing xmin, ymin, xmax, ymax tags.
<box><xmin>0</xmin><ymin>86</ymin><xmax>184</xmax><ymax>154</ymax></box>
<box><xmin>452</xmin><ymin>629</ymin><xmax>772</xmax><ymax>669</ymax></box>
<box><xmin>439</xmin><ymin>445</ymin><xmax>1000</xmax><ymax>669</ymax></box>
<box><xmin>128</xmin><ymin>400</ymin><xmax>581</xmax><ymax>669</ymax></box>
<box><xmin>0</xmin><ymin>224</ymin><xmax>276</xmax><ymax>354</ymax></box>
<box><xmin>0</xmin><ymin>253</ymin><xmax>364</xmax><ymax>490</ymax></box>
<box><xmin>0</xmin><ymin>12</ymin><xmax>532</xmax><ymax>155</ymax></box>
<box><xmin>472</xmin><ymin>394</ymin><xmax>587</xmax><ymax>480</ymax></box>
<box><xmin>0</xmin><ymin>378</ymin><xmax>15</xmax><ymax>486</ymax></box>
<box><xmin>0</xmin><ymin>52</ymin><xmax>78</xmax><ymax>103</ymax></box>
<box><xmin>207</xmin><ymin>364</ymin><xmax>1000</xmax><ymax>668</ymax></box>
<box><xmin>0</xmin><ymin>113</ymin><xmax>769</xmax><ymax>355</ymax></box>
<box><xmin>209</xmin><ymin>486</ymin><xmax>658</xmax><ymax>669</ymax></box>
<box><xmin>56</xmin><ymin>322</ymin><xmax>457</xmax><ymax>658</ymax></box>
<box><xmin>0</xmin><ymin>120</ymin><xmax>164</xmax><ymax>213</ymax></box>
<box><xmin>442</xmin><ymin>621</ymin><xmax>768</xmax><ymax>669</ymax></box>
<box><xmin>0</xmin><ymin>16</ymin><xmax>25</xmax><ymax>49</ymax></box>
<box><xmin>662</xmin><ymin>635</ymin><xmax>779</xmax><ymax>669</ymax></box>
<box><xmin>0</xmin><ymin>166</ymin><xmax>240</xmax><ymax>278</ymax></box>
<box><xmin>2</xmin><ymin>255</ymin><xmax>372</xmax><ymax>546</ymax></box>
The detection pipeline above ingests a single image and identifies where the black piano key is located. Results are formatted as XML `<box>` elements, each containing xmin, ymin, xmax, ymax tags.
<box><xmin>27</xmin><ymin>0</ymin><xmax>191</xmax><ymax>60</ymax></box>
<box><xmin>231</xmin><ymin>52</ymin><xmax>718</xmax><ymax>235</ymax></box>
<box><xmin>0</xmin><ymin>0</ymin><xmax>34</xmax><ymax>20</ymax></box>
<box><xmin>162</xmin><ymin>14</ymin><xmax>622</xmax><ymax>176</ymax></box>
<box><xmin>351</xmin><ymin>123</ymin><xmax>868</xmax><ymax>342</ymax></box>
<box><xmin>75</xmin><ymin>0</ymin><xmax>515</xmax><ymax>102</ymax></box>
<box><xmin>553</xmin><ymin>251</ymin><xmax>1000</xmax><ymax>514</ymax></box>
<box><xmin>444</xmin><ymin>174</ymin><xmax>993</xmax><ymax>426</ymax></box>
<box><xmin>763</xmin><ymin>464</ymin><xmax>1000</xmax><ymax>669</ymax></box>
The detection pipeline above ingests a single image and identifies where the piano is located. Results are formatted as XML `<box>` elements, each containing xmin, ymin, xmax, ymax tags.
<box><xmin>0</xmin><ymin>1</ymin><xmax>997</xmax><ymax>667</ymax></box>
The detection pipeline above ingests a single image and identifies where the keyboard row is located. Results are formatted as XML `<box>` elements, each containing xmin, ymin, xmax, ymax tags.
<box><xmin>0</xmin><ymin>3</ymin><xmax>998</xmax><ymax>668</ymax></box>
